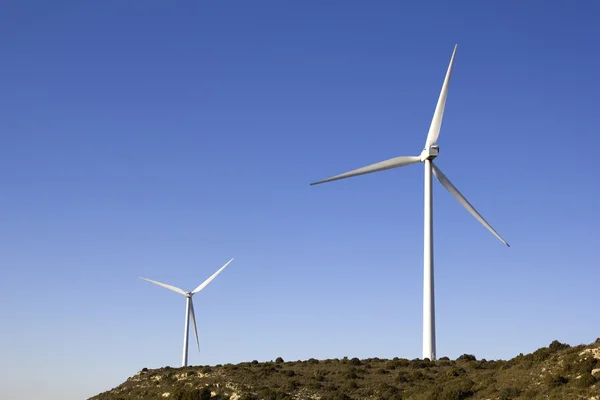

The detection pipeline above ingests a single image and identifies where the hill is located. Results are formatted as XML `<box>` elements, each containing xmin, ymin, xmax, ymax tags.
<box><xmin>90</xmin><ymin>339</ymin><xmax>600</xmax><ymax>400</ymax></box>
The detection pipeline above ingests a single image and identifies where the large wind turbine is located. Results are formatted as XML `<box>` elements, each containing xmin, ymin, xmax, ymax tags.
<box><xmin>139</xmin><ymin>258</ymin><xmax>234</xmax><ymax>367</ymax></box>
<box><xmin>310</xmin><ymin>45</ymin><xmax>509</xmax><ymax>361</ymax></box>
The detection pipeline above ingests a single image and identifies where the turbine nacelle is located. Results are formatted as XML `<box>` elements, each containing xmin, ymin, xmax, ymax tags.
<box><xmin>420</xmin><ymin>145</ymin><xmax>439</xmax><ymax>162</ymax></box>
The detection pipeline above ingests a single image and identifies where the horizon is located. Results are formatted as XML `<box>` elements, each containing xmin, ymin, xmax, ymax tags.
<box><xmin>1</xmin><ymin>2</ymin><xmax>599</xmax><ymax>400</ymax></box>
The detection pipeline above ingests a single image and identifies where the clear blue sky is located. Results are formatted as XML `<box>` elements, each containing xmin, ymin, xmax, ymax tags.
<box><xmin>1</xmin><ymin>1</ymin><xmax>599</xmax><ymax>399</ymax></box>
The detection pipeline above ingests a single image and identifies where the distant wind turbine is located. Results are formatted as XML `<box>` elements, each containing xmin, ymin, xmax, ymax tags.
<box><xmin>310</xmin><ymin>45</ymin><xmax>509</xmax><ymax>361</ymax></box>
<box><xmin>139</xmin><ymin>258</ymin><xmax>234</xmax><ymax>367</ymax></box>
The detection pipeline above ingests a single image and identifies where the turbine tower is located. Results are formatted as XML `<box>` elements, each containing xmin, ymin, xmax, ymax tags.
<box><xmin>139</xmin><ymin>258</ymin><xmax>234</xmax><ymax>367</ymax></box>
<box><xmin>310</xmin><ymin>45</ymin><xmax>509</xmax><ymax>361</ymax></box>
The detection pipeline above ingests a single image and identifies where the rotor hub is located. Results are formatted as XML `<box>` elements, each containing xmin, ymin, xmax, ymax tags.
<box><xmin>420</xmin><ymin>145</ymin><xmax>439</xmax><ymax>162</ymax></box>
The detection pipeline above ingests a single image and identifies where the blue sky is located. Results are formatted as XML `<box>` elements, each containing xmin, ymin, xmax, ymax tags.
<box><xmin>1</xmin><ymin>1</ymin><xmax>599</xmax><ymax>399</ymax></box>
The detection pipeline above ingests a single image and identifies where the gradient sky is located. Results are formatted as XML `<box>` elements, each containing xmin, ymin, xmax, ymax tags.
<box><xmin>1</xmin><ymin>1</ymin><xmax>599</xmax><ymax>399</ymax></box>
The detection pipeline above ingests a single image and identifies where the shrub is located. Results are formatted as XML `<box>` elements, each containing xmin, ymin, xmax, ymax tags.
<box><xmin>308</xmin><ymin>358</ymin><xmax>319</xmax><ymax>364</ymax></box>
<box><xmin>177</xmin><ymin>389</ymin><xmax>207</xmax><ymax>400</ymax></box>
<box><xmin>576</xmin><ymin>373</ymin><xmax>597</xmax><ymax>387</ymax></box>
<box><xmin>545</xmin><ymin>375</ymin><xmax>568</xmax><ymax>388</ymax></box>
<box><xmin>386</xmin><ymin>395</ymin><xmax>402</xmax><ymax>400</ymax></box>
<box><xmin>258</xmin><ymin>365</ymin><xmax>277</xmax><ymax>378</ymax></box>
<box><xmin>530</xmin><ymin>347</ymin><xmax>552</xmax><ymax>362</ymax></box>
<box><xmin>308</xmin><ymin>382</ymin><xmax>323</xmax><ymax>390</ymax></box>
<box><xmin>409</xmin><ymin>371</ymin><xmax>425</xmax><ymax>380</ymax></box>
<box><xmin>323</xmin><ymin>393</ymin><xmax>351</xmax><ymax>400</ymax></box>
<box><xmin>350</xmin><ymin>357</ymin><xmax>361</xmax><ymax>366</ymax></box>
<box><xmin>343</xmin><ymin>369</ymin><xmax>358</xmax><ymax>379</ymax></box>
<box><xmin>498</xmin><ymin>387</ymin><xmax>522</xmax><ymax>400</ymax></box>
<box><xmin>324</xmin><ymin>383</ymin><xmax>339</xmax><ymax>392</ymax></box>
<box><xmin>446</xmin><ymin>367</ymin><xmax>467</xmax><ymax>377</ymax></box>
<box><xmin>484</xmin><ymin>360</ymin><xmax>502</xmax><ymax>370</ymax></box>
<box><xmin>171</xmin><ymin>389</ymin><xmax>184</xmax><ymax>400</ymax></box>
<box><xmin>395</xmin><ymin>358</ymin><xmax>410</xmax><ymax>368</ymax></box>
<box><xmin>548</xmin><ymin>340</ymin><xmax>570</xmax><ymax>352</ymax></box>
<box><xmin>257</xmin><ymin>388</ymin><xmax>291</xmax><ymax>400</ymax></box>
<box><xmin>276</xmin><ymin>357</ymin><xmax>284</xmax><ymax>364</ymax></box>
<box><xmin>457</xmin><ymin>354</ymin><xmax>477</xmax><ymax>362</ymax></box>
<box><xmin>575</xmin><ymin>356</ymin><xmax>598</xmax><ymax>374</ymax></box>
<box><xmin>378</xmin><ymin>383</ymin><xmax>400</xmax><ymax>398</ymax></box>
<box><xmin>439</xmin><ymin>377</ymin><xmax>474</xmax><ymax>400</ymax></box>
<box><xmin>199</xmin><ymin>387</ymin><xmax>212</xmax><ymax>400</ymax></box>
<box><xmin>520</xmin><ymin>389</ymin><xmax>539</xmax><ymax>399</ymax></box>
<box><xmin>409</xmin><ymin>359</ymin><xmax>430</xmax><ymax>369</ymax></box>
<box><xmin>469</xmin><ymin>361</ymin><xmax>485</xmax><ymax>370</ymax></box>
<box><xmin>395</xmin><ymin>372</ymin><xmax>409</xmax><ymax>383</ymax></box>
<box><xmin>439</xmin><ymin>356</ymin><xmax>450</xmax><ymax>361</ymax></box>
<box><xmin>313</xmin><ymin>370</ymin><xmax>325</xmax><ymax>381</ymax></box>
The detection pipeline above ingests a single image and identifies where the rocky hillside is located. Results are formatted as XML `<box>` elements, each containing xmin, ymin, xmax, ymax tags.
<box><xmin>90</xmin><ymin>339</ymin><xmax>600</xmax><ymax>400</ymax></box>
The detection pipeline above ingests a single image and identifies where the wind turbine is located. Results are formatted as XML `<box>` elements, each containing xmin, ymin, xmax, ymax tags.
<box><xmin>310</xmin><ymin>45</ymin><xmax>509</xmax><ymax>361</ymax></box>
<box><xmin>139</xmin><ymin>258</ymin><xmax>234</xmax><ymax>367</ymax></box>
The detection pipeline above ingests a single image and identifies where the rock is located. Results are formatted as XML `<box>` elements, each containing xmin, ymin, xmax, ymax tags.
<box><xmin>230</xmin><ymin>393</ymin><xmax>241</xmax><ymax>400</ymax></box>
<box><xmin>592</xmin><ymin>368</ymin><xmax>600</xmax><ymax>377</ymax></box>
<box><xmin>162</xmin><ymin>393</ymin><xmax>171</xmax><ymax>398</ymax></box>
<box><xmin>579</xmin><ymin>348</ymin><xmax>600</xmax><ymax>360</ymax></box>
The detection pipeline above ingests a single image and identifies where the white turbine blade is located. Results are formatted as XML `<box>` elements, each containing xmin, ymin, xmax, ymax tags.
<box><xmin>310</xmin><ymin>156</ymin><xmax>421</xmax><ymax>186</ymax></box>
<box><xmin>192</xmin><ymin>258</ymin><xmax>234</xmax><ymax>294</ymax></box>
<box><xmin>432</xmin><ymin>163</ymin><xmax>509</xmax><ymax>247</ymax></box>
<box><xmin>424</xmin><ymin>44</ymin><xmax>458</xmax><ymax>148</ymax></box>
<box><xmin>138</xmin><ymin>277</ymin><xmax>187</xmax><ymax>295</ymax></box>
<box><xmin>189</xmin><ymin>299</ymin><xmax>200</xmax><ymax>352</ymax></box>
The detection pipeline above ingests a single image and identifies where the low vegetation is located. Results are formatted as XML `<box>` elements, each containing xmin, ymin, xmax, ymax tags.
<box><xmin>90</xmin><ymin>339</ymin><xmax>600</xmax><ymax>400</ymax></box>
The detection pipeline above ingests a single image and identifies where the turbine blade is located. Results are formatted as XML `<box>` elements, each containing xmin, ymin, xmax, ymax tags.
<box><xmin>310</xmin><ymin>156</ymin><xmax>421</xmax><ymax>186</ymax></box>
<box><xmin>189</xmin><ymin>299</ymin><xmax>200</xmax><ymax>352</ymax></box>
<box><xmin>432</xmin><ymin>163</ymin><xmax>509</xmax><ymax>247</ymax></box>
<box><xmin>138</xmin><ymin>277</ymin><xmax>187</xmax><ymax>295</ymax></box>
<box><xmin>192</xmin><ymin>258</ymin><xmax>234</xmax><ymax>294</ymax></box>
<box><xmin>424</xmin><ymin>44</ymin><xmax>458</xmax><ymax>148</ymax></box>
